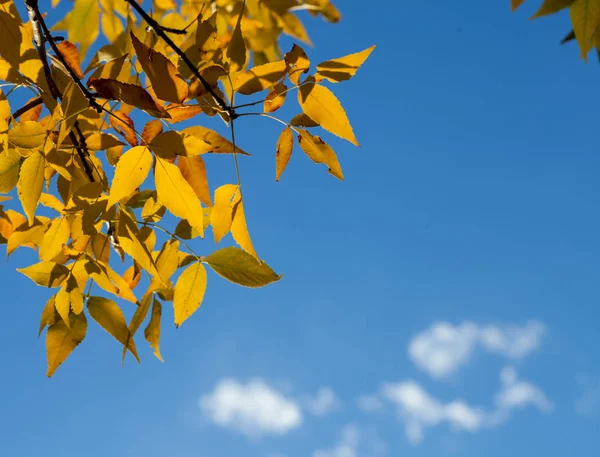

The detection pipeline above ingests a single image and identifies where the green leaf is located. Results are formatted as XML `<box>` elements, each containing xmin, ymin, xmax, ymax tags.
<box><xmin>204</xmin><ymin>247</ymin><xmax>281</xmax><ymax>288</ymax></box>
<box><xmin>173</xmin><ymin>261</ymin><xmax>207</xmax><ymax>327</ymax></box>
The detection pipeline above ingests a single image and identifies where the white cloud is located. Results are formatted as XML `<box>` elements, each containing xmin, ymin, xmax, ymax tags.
<box><xmin>306</xmin><ymin>387</ymin><xmax>338</xmax><ymax>416</ymax></box>
<box><xmin>408</xmin><ymin>321</ymin><xmax>546</xmax><ymax>378</ymax></box>
<box><xmin>575</xmin><ymin>381</ymin><xmax>600</xmax><ymax>418</ymax></box>
<box><xmin>313</xmin><ymin>423</ymin><xmax>387</xmax><ymax>457</ymax></box>
<box><xmin>382</xmin><ymin>381</ymin><xmax>484</xmax><ymax>445</ymax></box>
<box><xmin>381</xmin><ymin>368</ymin><xmax>551</xmax><ymax>445</ymax></box>
<box><xmin>356</xmin><ymin>395</ymin><xmax>384</xmax><ymax>413</ymax></box>
<box><xmin>199</xmin><ymin>378</ymin><xmax>302</xmax><ymax>438</ymax></box>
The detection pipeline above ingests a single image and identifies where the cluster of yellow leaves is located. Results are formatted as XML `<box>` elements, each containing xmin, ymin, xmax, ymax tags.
<box><xmin>513</xmin><ymin>0</ymin><xmax>600</xmax><ymax>61</ymax></box>
<box><xmin>0</xmin><ymin>0</ymin><xmax>373</xmax><ymax>377</ymax></box>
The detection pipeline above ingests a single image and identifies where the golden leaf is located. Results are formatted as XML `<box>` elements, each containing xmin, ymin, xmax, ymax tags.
<box><xmin>88</xmin><ymin>78</ymin><xmax>170</xmax><ymax>118</ymax></box>
<box><xmin>570</xmin><ymin>0</ymin><xmax>600</xmax><ymax>60</ymax></box>
<box><xmin>68</xmin><ymin>0</ymin><xmax>101</xmax><ymax>58</ymax></box>
<box><xmin>285</xmin><ymin>44</ymin><xmax>310</xmax><ymax>85</ymax></box>
<box><xmin>54</xmin><ymin>275</ymin><xmax>84</xmax><ymax>326</ymax></box>
<box><xmin>39</xmin><ymin>295</ymin><xmax>58</xmax><ymax>337</ymax></box>
<box><xmin>40</xmin><ymin>193</ymin><xmax>66</xmax><ymax>213</ymax></box>
<box><xmin>298</xmin><ymin>82</ymin><xmax>358</xmax><ymax>146</ymax></box>
<box><xmin>264</xmin><ymin>82</ymin><xmax>287</xmax><ymax>113</ymax></box>
<box><xmin>155</xmin><ymin>157</ymin><xmax>205</xmax><ymax>234</ymax></box>
<box><xmin>87</xmin><ymin>296</ymin><xmax>139</xmax><ymax>361</ymax></box>
<box><xmin>227</xmin><ymin>8</ymin><xmax>247</xmax><ymax>72</ymax></box>
<box><xmin>123</xmin><ymin>263</ymin><xmax>142</xmax><ymax>290</ymax></box>
<box><xmin>512</xmin><ymin>0</ymin><xmax>526</xmax><ymax>10</ymax></box>
<box><xmin>204</xmin><ymin>247</ymin><xmax>281</xmax><ymax>288</ymax></box>
<box><xmin>56</xmin><ymin>40</ymin><xmax>84</xmax><ymax>79</ymax></box>
<box><xmin>315</xmin><ymin>45</ymin><xmax>375</xmax><ymax>83</ymax></box>
<box><xmin>84</xmin><ymin>133</ymin><xmax>125</xmax><ymax>151</ymax></box>
<box><xmin>7</xmin><ymin>217</ymin><xmax>48</xmax><ymax>256</ymax></box>
<box><xmin>178</xmin><ymin>155</ymin><xmax>212</xmax><ymax>206</ymax></box>
<box><xmin>39</xmin><ymin>216</ymin><xmax>70</xmax><ymax>261</ymax></box>
<box><xmin>8</xmin><ymin>121</ymin><xmax>46</xmax><ymax>150</ymax></box>
<box><xmin>173</xmin><ymin>261</ymin><xmax>207</xmax><ymax>327</ymax></box>
<box><xmin>234</xmin><ymin>60</ymin><xmax>287</xmax><ymax>95</ymax></box>
<box><xmin>275</xmin><ymin>127</ymin><xmax>293</xmax><ymax>182</ymax></box>
<box><xmin>0</xmin><ymin>147</ymin><xmax>21</xmax><ymax>193</ymax></box>
<box><xmin>149</xmin><ymin>130</ymin><xmax>213</xmax><ymax>159</ymax></box>
<box><xmin>279</xmin><ymin>12</ymin><xmax>311</xmax><ymax>44</ymax></box>
<box><xmin>296</xmin><ymin>129</ymin><xmax>343</xmax><ymax>180</ymax></box>
<box><xmin>142</xmin><ymin>119</ymin><xmax>164</xmax><ymax>145</ymax></box>
<box><xmin>46</xmin><ymin>312</ymin><xmax>87</xmax><ymax>377</ymax></box>
<box><xmin>110</xmin><ymin>110</ymin><xmax>138</xmax><ymax>147</ymax></box>
<box><xmin>165</xmin><ymin>104</ymin><xmax>204</xmax><ymax>123</ymax></box>
<box><xmin>117</xmin><ymin>209</ymin><xmax>160</xmax><ymax>278</ymax></box>
<box><xmin>183</xmin><ymin>126</ymin><xmax>250</xmax><ymax>155</ymax></box>
<box><xmin>290</xmin><ymin>112</ymin><xmax>319</xmax><ymax>127</ymax></box>
<box><xmin>19</xmin><ymin>96</ymin><xmax>42</xmax><ymax>123</ymax></box>
<box><xmin>144</xmin><ymin>298</ymin><xmax>164</xmax><ymax>361</ymax></box>
<box><xmin>17</xmin><ymin>151</ymin><xmax>45</xmax><ymax>225</ymax></box>
<box><xmin>17</xmin><ymin>261</ymin><xmax>69</xmax><ymax>288</ymax></box>
<box><xmin>141</xmin><ymin>194</ymin><xmax>166</xmax><ymax>223</ymax></box>
<box><xmin>131</xmin><ymin>31</ymin><xmax>189</xmax><ymax>104</ymax></box>
<box><xmin>531</xmin><ymin>0</ymin><xmax>574</xmax><ymax>18</ymax></box>
<box><xmin>107</xmin><ymin>146</ymin><xmax>153</xmax><ymax>208</ymax></box>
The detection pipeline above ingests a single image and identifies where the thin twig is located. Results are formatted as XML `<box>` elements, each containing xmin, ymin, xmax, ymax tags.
<box><xmin>125</xmin><ymin>0</ymin><xmax>234</xmax><ymax>117</ymax></box>
<box><xmin>11</xmin><ymin>96</ymin><xmax>42</xmax><ymax>119</ymax></box>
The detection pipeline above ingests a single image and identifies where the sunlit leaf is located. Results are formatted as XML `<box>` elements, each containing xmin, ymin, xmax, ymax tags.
<box><xmin>144</xmin><ymin>298</ymin><xmax>164</xmax><ymax>361</ymax></box>
<box><xmin>234</xmin><ymin>60</ymin><xmax>287</xmax><ymax>95</ymax></box>
<box><xmin>264</xmin><ymin>82</ymin><xmax>287</xmax><ymax>113</ymax></box>
<box><xmin>204</xmin><ymin>246</ymin><xmax>281</xmax><ymax>288</ymax></box>
<box><xmin>183</xmin><ymin>126</ymin><xmax>250</xmax><ymax>155</ymax></box>
<box><xmin>56</xmin><ymin>40</ymin><xmax>84</xmax><ymax>79</ymax></box>
<box><xmin>17</xmin><ymin>151</ymin><xmax>45</xmax><ymax>225</ymax></box>
<box><xmin>67</xmin><ymin>0</ymin><xmax>101</xmax><ymax>58</ymax></box>
<box><xmin>0</xmin><ymin>147</ymin><xmax>21</xmax><ymax>193</ymax></box>
<box><xmin>296</xmin><ymin>129</ymin><xmax>343</xmax><ymax>180</ymax></box>
<box><xmin>298</xmin><ymin>82</ymin><xmax>358</xmax><ymax>146</ymax></box>
<box><xmin>275</xmin><ymin>127</ymin><xmax>293</xmax><ymax>182</ymax></box>
<box><xmin>110</xmin><ymin>110</ymin><xmax>138</xmax><ymax>147</ymax></box>
<box><xmin>178</xmin><ymin>155</ymin><xmax>212</xmax><ymax>206</ymax></box>
<box><xmin>315</xmin><ymin>45</ymin><xmax>375</xmax><ymax>83</ymax></box>
<box><xmin>149</xmin><ymin>130</ymin><xmax>213</xmax><ymax>159</ymax></box>
<box><xmin>107</xmin><ymin>146</ymin><xmax>153</xmax><ymax>208</ymax></box>
<box><xmin>46</xmin><ymin>312</ymin><xmax>87</xmax><ymax>377</ymax></box>
<box><xmin>173</xmin><ymin>261</ymin><xmax>207</xmax><ymax>327</ymax></box>
<box><xmin>39</xmin><ymin>216</ymin><xmax>70</xmax><ymax>261</ymax></box>
<box><xmin>8</xmin><ymin>121</ymin><xmax>46</xmax><ymax>149</ymax></box>
<box><xmin>17</xmin><ymin>261</ymin><xmax>69</xmax><ymax>288</ymax></box>
<box><xmin>227</xmin><ymin>7</ymin><xmax>247</xmax><ymax>72</ymax></box>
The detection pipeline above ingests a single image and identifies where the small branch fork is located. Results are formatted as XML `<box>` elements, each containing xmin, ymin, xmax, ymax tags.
<box><xmin>124</xmin><ymin>0</ymin><xmax>237</xmax><ymax>119</ymax></box>
<box><xmin>23</xmin><ymin>0</ymin><xmax>96</xmax><ymax>183</ymax></box>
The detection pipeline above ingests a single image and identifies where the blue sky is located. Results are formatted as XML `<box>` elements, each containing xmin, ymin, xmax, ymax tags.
<box><xmin>1</xmin><ymin>0</ymin><xmax>600</xmax><ymax>456</ymax></box>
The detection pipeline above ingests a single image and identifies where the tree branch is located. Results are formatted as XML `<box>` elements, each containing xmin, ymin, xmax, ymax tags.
<box><xmin>124</xmin><ymin>0</ymin><xmax>235</xmax><ymax>117</ymax></box>
<box><xmin>11</xmin><ymin>96</ymin><xmax>42</xmax><ymax>119</ymax></box>
<box><xmin>23</xmin><ymin>0</ymin><xmax>96</xmax><ymax>183</ymax></box>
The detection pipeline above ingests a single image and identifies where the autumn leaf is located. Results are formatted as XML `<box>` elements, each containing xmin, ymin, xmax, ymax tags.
<box><xmin>17</xmin><ymin>261</ymin><xmax>69</xmax><ymax>288</ymax></box>
<box><xmin>285</xmin><ymin>44</ymin><xmax>310</xmax><ymax>85</ymax></box>
<box><xmin>117</xmin><ymin>210</ymin><xmax>160</xmax><ymax>279</ymax></box>
<box><xmin>210</xmin><ymin>184</ymin><xmax>239</xmax><ymax>244</ymax></box>
<box><xmin>315</xmin><ymin>45</ymin><xmax>375</xmax><ymax>83</ymax></box>
<box><xmin>298</xmin><ymin>82</ymin><xmax>358</xmax><ymax>146</ymax></box>
<box><xmin>178</xmin><ymin>155</ymin><xmax>212</xmax><ymax>206</ymax></box>
<box><xmin>149</xmin><ymin>131</ymin><xmax>213</xmax><ymax>159</ymax></box>
<box><xmin>155</xmin><ymin>157</ymin><xmax>205</xmax><ymax>234</ymax></box>
<box><xmin>264</xmin><ymin>82</ymin><xmax>287</xmax><ymax>113</ymax></box>
<box><xmin>8</xmin><ymin>121</ymin><xmax>46</xmax><ymax>149</ymax></box>
<box><xmin>530</xmin><ymin>0</ymin><xmax>574</xmax><ymax>18</ymax></box>
<box><xmin>39</xmin><ymin>217</ymin><xmax>70</xmax><ymax>261</ymax></box>
<box><xmin>55</xmin><ymin>274</ymin><xmax>84</xmax><ymax>325</ymax></box>
<box><xmin>227</xmin><ymin>7</ymin><xmax>247</xmax><ymax>72</ymax></box>
<box><xmin>67</xmin><ymin>0</ymin><xmax>101</xmax><ymax>58</ymax></box>
<box><xmin>296</xmin><ymin>129</ymin><xmax>343</xmax><ymax>180</ymax></box>
<box><xmin>87</xmin><ymin>78</ymin><xmax>170</xmax><ymax>118</ymax></box>
<box><xmin>56</xmin><ymin>40</ymin><xmax>84</xmax><ymax>79</ymax></box>
<box><xmin>570</xmin><ymin>0</ymin><xmax>600</xmax><ymax>59</ymax></box>
<box><xmin>165</xmin><ymin>104</ymin><xmax>204</xmax><ymax>123</ymax></box>
<box><xmin>144</xmin><ymin>298</ymin><xmax>164</xmax><ymax>361</ymax></box>
<box><xmin>183</xmin><ymin>126</ymin><xmax>250</xmax><ymax>155</ymax></box>
<box><xmin>87</xmin><ymin>296</ymin><xmax>139</xmax><ymax>361</ymax></box>
<box><xmin>290</xmin><ymin>113</ymin><xmax>319</xmax><ymax>127</ymax></box>
<box><xmin>84</xmin><ymin>133</ymin><xmax>124</xmax><ymax>151</ymax></box>
<box><xmin>204</xmin><ymin>247</ymin><xmax>281</xmax><ymax>288</ymax></box>
<box><xmin>512</xmin><ymin>0</ymin><xmax>526</xmax><ymax>10</ymax></box>
<box><xmin>131</xmin><ymin>31</ymin><xmax>188</xmax><ymax>104</ymax></box>
<box><xmin>110</xmin><ymin>110</ymin><xmax>138</xmax><ymax>147</ymax></box>
<box><xmin>46</xmin><ymin>312</ymin><xmax>87</xmax><ymax>377</ymax></box>
<box><xmin>275</xmin><ymin>127</ymin><xmax>293</xmax><ymax>181</ymax></box>
<box><xmin>141</xmin><ymin>120</ymin><xmax>163</xmax><ymax>144</ymax></box>
<box><xmin>234</xmin><ymin>61</ymin><xmax>287</xmax><ymax>95</ymax></box>
<box><xmin>0</xmin><ymin>147</ymin><xmax>21</xmax><ymax>193</ymax></box>
<box><xmin>173</xmin><ymin>261</ymin><xmax>207</xmax><ymax>327</ymax></box>
<box><xmin>17</xmin><ymin>151</ymin><xmax>45</xmax><ymax>225</ymax></box>
<box><xmin>107</xmin><ymin>146</ymin><xmax>153</xmax><ymax>208</ymax></box>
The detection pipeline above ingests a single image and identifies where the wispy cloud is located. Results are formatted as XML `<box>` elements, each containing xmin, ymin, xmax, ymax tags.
<box><xmin>575</xmin><ymin>379</ymin><xmax>600</xmax><ymax>418</ymax></box>
<box><xmin>381</xmin><ymin>367</ymin><xmax>551</xmax><ymax>445</ymax></box>
<box><xmin>408</xmin><ymin>321</ymin><xmax>546</xmax><ymax>378</ymax></box>
<box><xmin>356</xmin><ymin>395</ymin><xmax>385</xmax><ymax>413</ymax></box>
<box><xmin>199</xmin><ymin>378</ymin><xmax>302</xmax><ymax>438</ymax></box>
<box><xmin>313</xmin><ymin>423</ymin><xmax>387</xmax><ymax>457</ymax></box>
<box><xmin>306</xmin><ymin>387</ymin><xmax>339</xmax><ymax>416</ymax></box>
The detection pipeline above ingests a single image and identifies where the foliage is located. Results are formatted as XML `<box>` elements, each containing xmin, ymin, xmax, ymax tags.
<box><xmin>0</xmin><ymin>0</ymin><xmax>374</xmax><ymax>376</ymax></box>
<box><xmin>512</xmin><ymin>0</ymin><xmax>600</xmax><ymax>61</ymax></box>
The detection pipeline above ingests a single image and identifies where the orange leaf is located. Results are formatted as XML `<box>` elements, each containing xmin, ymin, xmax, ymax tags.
<box><xmin>109</xmin><ymin>110</ymin><xmax>138</xmax><ymax>146</ymax></box>
<box><xmin>178</xmin><ymin>155</ymin><xmax>211</xmax><ymax>206</ymax></box>
<box><xmin>56</xmin><ymin>41</ymin><xmax>84</xmax><ymax>79</ymax></box>
<box><xmin>142</xmin><ymin>119</ymin><xmax>163</xmax><ymax>145</ymax></box>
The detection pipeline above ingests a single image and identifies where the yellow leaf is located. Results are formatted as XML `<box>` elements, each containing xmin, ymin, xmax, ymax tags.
<box><xmin>149</xmin><ymin>130</ymin><xmax>213</xmax><ymax>159</ymax></box>
<box><xmin>87</xmin><ymin>296</ymin><xmax>139</xmax><ymax>361</ymax></box>
<box><xmin>227</xmin><ymin>8</ymin><xmax>247</xmax><ymax>72</ymax></box>
<box><xmin>150</xmin><ymin>239</ymin><xmax>180</xmax><ymax>289</ymax></box>
<box><xmin>0</xmin><ymin>90</ymin><xmax>9</xmax><ymax>152</ymax></box>
<box><xmin>285</xmin><ymin>44</ymin><xmax>310</xmax><ymax>85</ymax></box>
<box><xmin>142</xmin><ymin>119</ymin><xmax>163</xmax><ymax>145</ymax></box>
<box><xmin>210</xmin><ymin>184</ymin><xmax>239</xmax><ymax>244</ymax></box>
<box><xmin>68</xmin><ymin>0</ymin><xmax>101</xmax><ymax>59</ymax></box>
<box><xmin>110</xmin><ymin>110</ymin><xmax>138</xmax><ymax>147</ymax></box>
<box><xmin>8</xmin><ymin>121</ymin><xmax>46</xmax><ymax>149</ymax></box>
<box><xmin>234</xmin><ymin>61</ymin><xmax>287</xmax><ymax>95</ymax></box>
<box><xmin>275</xmin><ymin>127</ymin><xmax>293</xmax><ymax>182</ymax></box>
<box><xmin>17</xmin><ymin>261</ymin><xmax>69</xmax><ymax>288</ymax></box>
<box><xmin>17</xmin><ymin>151</ymin><xmax>45</xmax><ymax>225</ymax></box>
<box><xmin>315</xmin><ymin>45</ymin><xmax>375</xmax><ymax>83</ymax></box>
<box><xmin>164</xmin><ymin>104</ymin><xmax>204</xmax><ymax>123</ymax></box>
<box><xmin>101</xmin><ymin>260</ymin><xmax>138</xmax><ymax>303</ymax></box>
<box><xmin>298</xmin><ymin>83</ymin><xmax>358</xmax><ymax>146</ymax></box>
<box><xmin>56</xmin><ymin>40</ymin><xmax>84</xmax><ymax>79</ymax></box>
<box><xmin>0</xmin><ymin>147</ymin><xmax>21</xmax><ymax>193</ymax></box>
<box><xmin>264</xmin><ymin>82</ymin><xmax>287</xmax><ymax>113</ymax></box>
<box><xmin>183</xmin><ymin>126</ymin><xmax>250</xmax><ymax>155</ymax></box>
<box><xmin>230</xmin><ymin>192</ymin><xmax>257</xmax><ymax>259</ymax></box>
<box><xmin>155</xmin><ymin>157</ymin><xmax>205</xmax><ymax>235</ymax></box>
<box><xmin>101</xmin><ymin>8</ymin><xmax>124</xmax><ymax>42</ymax></box>
<box><xmin>144</xmin><ymin>298</ymin><xmax>164</xmax><ymax>361</ymax></box>
<box><xmin>117</xmin><ymin>209</ymin><xmax>161</xmax><ymax>279</ymax></box>
<box><xmin>123</xmin><ymin>263</ymin><xmax>142</xmax><ymax>290</ymax></box>
<box><xmin>84</xmin><ymin>133</ymin><xmax>125</xmax><ymax>151</ymax></box>
<box><xmin>46</xmin><ymin>312</ymin><xmax>87</xmax><ymax>377</ymax></box>
<box><xmin>178</xmin><ymin>155</ymin><xmax>212</xmax><ymax>206</ymax></box>
<box><xmin>173</xmin><ymin>261</ymin><xmax>207</xmax><ymax>327</ymax></box>
<box><xmin>39</xmin><ymin>295</ymin><xmax>58</xmax><ymax>337</ymax></box>
<box><xmin>39</xmin><ymin>193</ymin><xmax>65</xmax><ymax>213</ymax></box>
<box><xmin>290</xmin><ymin>112</ymin><xmax>319</xmax><ymax>127</ymax></box>
<box><xmin>279</xmin><ymin>12</ymin><xmax>311</xmax><ymax>45</ymax></box>
<box><xmin>131</xmin><ymin>31</ymin><xmax>188</xmax><ymax>104</ymax></box>
<box><xmin>296</xmin><ymin>129</ymin><xmax>343</xmax><ymax>180</ymax></box>
<box><xmin>570</xmin><ymin>0</ymin><xmax>600</xmax><ymax>60</ymax></box>
<box><xmin>55</xmin><ymin>275</ymin><xmax>84</xmax><ymax>326</ymax></box>
<box><xmin>107</xmin><ymin>146</ymin><xmax>153</xmax><ymax>208</ymax></box>
<box><xmin>204</xmin><ymin>247</ymin><xmax>281</xmax><ymax>288</ymax></box>
<box><xmin>141</xmin><ymin>194</ymin><xmax>166</xmax><ymax>222</ymax></box>
<box><xmin>39</xmin><ymin>217</ymin><xmax>70</xmax><ymax>261</ymax></box>
<box><xmin>512</xmin><ymin>0</ymin><xmax>526</xmax><ymax>10</ymax></box>
<box><xmin>6</xmin><ymin>216</ymin><xmax>48</xmax><ymax>256</ymax></box>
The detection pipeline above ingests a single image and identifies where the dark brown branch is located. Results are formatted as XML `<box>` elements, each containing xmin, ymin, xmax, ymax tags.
<box><xmin>11</xmin><ymin>96</ymin><xmax>42</xmax><ymax>119</ymax></box>
<box><xmin>23</xmin><ymin>0</ymin><xmax>96</xmax><ymax>183</ymax></box>
<box><xmin>125</xmin><ymin>0</ymin><xmax>235</xmax><ymax>117</ymax></box>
